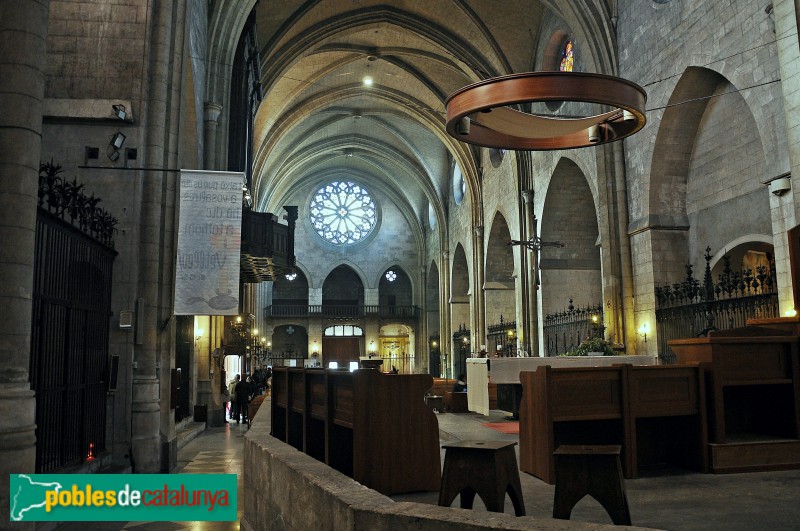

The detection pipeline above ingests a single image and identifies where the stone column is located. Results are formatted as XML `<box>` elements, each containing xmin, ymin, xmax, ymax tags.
<box><xmin>418</xmin><ymin>266</ymin><xmax>428</xmax><ymax>373</ymax></box>
<box><xmin>203</xmin><ymin>102</ymin><xmax>223</xmax><ymax>170</ymax></box>
<box><xmin>773</xmin><ymin>0</ymin><xmax>800</xmax><ymax>313</ymax></box>
<box><xmin>440</xmin><ymin>250</ymin><xmax>451</xmax><ymax>377</ymax></box>
<box><xmin>133</xmin><ymin>0</ymin><xmax>179</xmax><ymax>473</ymax></box>
<box><xmin>0</xmin><ymin>1</ymin><xmax>48</xmax><ymax>527</ymax></box>
<box><xmin>612</xmin><ymin>145</ymin><xmax>637</xmax><ymax>353</ymax></box>
<box><xmin>521</xmin><ymin>190</ymin><xmax>540</xmax><ymax>356</ymax></box>
<box><xmin>473</xmin><ymin>225</ymin><xmax>486</xmax><ymax>351</ymax></box>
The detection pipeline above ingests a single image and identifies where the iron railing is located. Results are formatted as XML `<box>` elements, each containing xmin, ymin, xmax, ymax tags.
<box><xmin>487</xmin><ymin>315</ymin><xmax>517</xmax><ymax>356</ymax></box>
<box><xmin>543</xmin><ymin>299</ymin><xmax>604</xmax><ymax>356</ymax></box>
<box><xmin>264</xmin><ymin>304</ymin><xmax>421</xmax><ymax>319</ymax></box>
<box><xmin>655</xmin><ymin>247</ymin><xmax>779</xmax><ymax>363</ymax></box>
<box><xmin>452</xmin><ymin>324</ymin><xmax>471</xmax><ymax>378</ymax></box>
<box><xmin>37</xmin><ymin>161</ymin><xmax>117</xmax><ymax>247</ymax></box>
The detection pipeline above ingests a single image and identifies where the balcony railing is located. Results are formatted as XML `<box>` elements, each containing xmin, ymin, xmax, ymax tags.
<box><xmin>265</xmin><ymin>304</ymin><xmax>421</xmax><ymax>319</ymax></box>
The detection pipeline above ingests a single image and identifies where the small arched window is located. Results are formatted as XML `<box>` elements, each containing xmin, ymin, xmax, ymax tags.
<box><xmin>559</xmin><ymin>40</ymin><xmax>574</xmax><ymax>72</ymax></box>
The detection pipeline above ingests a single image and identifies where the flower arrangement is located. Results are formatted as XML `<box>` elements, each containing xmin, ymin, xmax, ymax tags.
<box><xmin>561</xmin><ymin>336</ymin><xmax>619</xmax><ymax>357</ymax></box>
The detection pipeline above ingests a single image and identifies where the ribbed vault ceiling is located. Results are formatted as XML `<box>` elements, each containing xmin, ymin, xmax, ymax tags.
<box><xmin>249</xmin><ymin>0</ymin><xmax>611</xmax><ymax>233</ymax></box>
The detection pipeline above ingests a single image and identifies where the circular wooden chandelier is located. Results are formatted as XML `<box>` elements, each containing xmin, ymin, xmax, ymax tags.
<box><xmin>445</xmin><ymin>72</ymin><xmax>647</xmax><ymax>150</ymax></box>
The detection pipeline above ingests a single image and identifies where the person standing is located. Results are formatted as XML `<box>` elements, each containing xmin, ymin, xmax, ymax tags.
<box><xmin>228</xmin><ymin>374</ymin><xmax>240</xmax><ymax>422</ymax></box>
<box><xmin>234</xmin><ymin>376</ymin><xmax>252</xmax><ymax>424</ymax></box>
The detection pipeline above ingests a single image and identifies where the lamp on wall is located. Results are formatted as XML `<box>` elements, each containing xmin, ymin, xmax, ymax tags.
<box><xmin>638</xmin><ymin>322</ymin><xmax>650</xmax><ymax>343</ymax></box>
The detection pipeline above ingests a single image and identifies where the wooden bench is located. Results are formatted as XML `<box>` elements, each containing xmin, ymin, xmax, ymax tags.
<box><xmin>271</xmin><ymin>367</ymin><xmax>441</xmax><ymax>495</ymax></box>
<box><xmin>669</xmin><ymin>329</ymin><xmax>800</xmax><ymax>473</ymax></box>
<box><xmin>519</xmin><ymin>363</ymin><xmax>708</xmax><ymax>483</ymax></box>
<box><xmin>519</xmin><ymin>365</ymin><xmax>627</xmax><ymax>484</ymax></box>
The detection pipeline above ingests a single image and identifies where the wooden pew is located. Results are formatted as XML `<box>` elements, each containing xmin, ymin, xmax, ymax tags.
<box><xmin>669</xmin><ymin>330</ymin><xmax>800</xmax><ymax>473</ymax></box>
<box><xmin>271</xmin><ymin>367</ymin><xmax>441</xmax><ymax>495</ymax></box>
<box><xmin>519</xmin><ymin>365</ymin><xmax>627</xmax><ymax>484</ymax></box>
<box><xmin>623</xmin><ymin>364</ymin><xmax>708</xmax><ymax>477</ymax></box>
<box><xmin>519</xmin><ymin>363</ymin><xmax>708</xmax><ymax>483</ymax></box>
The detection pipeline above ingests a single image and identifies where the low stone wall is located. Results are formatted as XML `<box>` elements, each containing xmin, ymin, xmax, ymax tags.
<box><xmin>242</xmin><ymin>405</ymin><xmax>646</xmax><ymax>530</ymax></box>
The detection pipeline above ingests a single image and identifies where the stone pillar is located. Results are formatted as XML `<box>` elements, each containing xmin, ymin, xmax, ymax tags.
<box><xmin>440</xmin><ymin>250</ymin><xmax>451</xmax><ymax>377</ymax></box>
<box><xmin>309</xmin><ymin>287</ymin><xmax>322</xmax><ymax>306</ymax></box>
<box><xmin>773</xmin><ymin>0</ymin><xmax>800</xmax><ymax>313</ymax></box>
<box><xmin>203</xmin><ymin>102</ymin><xmax>223</xmax><ymax>170</ymax></box>
<box><xmin>612</xmin><ymin>145</ymin><xmax>637</xmax><ymax>353</ymax></box>
<box><xmin>0</xmin><ymin>1</ymin><xmax>49</xmax><ymax>527</ymax></box>
<box><xmin>521</xmin><ymin>190</ymin><xmax>540</xmax><ymax>356</ymax></box>
<box><xmin>418</xmin><ymin>266</ymin><xmax>428</xmax><ymax>373</ymax></box>
<box><xmin>364</xmin><ymin>287</ymin><xmax>379</xmax><ymax>306</ymax></box>
<box><xmin>133</xmin><ymin>0</ymin><xmax>178</xmax><ymax>473</ymax></box>
<box><xmin>473</xmin><ymin>225</ymin><xmax>486</xmax><ymax>350</ymax></box>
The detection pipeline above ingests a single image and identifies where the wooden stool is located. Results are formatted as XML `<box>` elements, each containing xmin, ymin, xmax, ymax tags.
<box><xmin>438</xmin><ymin>440</ymin><xmax>526</xmax><ymax>516</ymax></box>
<box><xmin>552</xmin><ymin>445</ymin><xmax>631</xmax><ymax>526</ymax></box>
<box><xmin>445</xmin><ymin>391</ymin><xmax>469</xmax><ymax>413</ymax></box>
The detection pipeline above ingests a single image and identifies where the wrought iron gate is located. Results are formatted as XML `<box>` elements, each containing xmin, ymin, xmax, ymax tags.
<box><xmin>30</xmin><ymin>163</ymin><xmax>117</xmax><ymax>472</ymax></box>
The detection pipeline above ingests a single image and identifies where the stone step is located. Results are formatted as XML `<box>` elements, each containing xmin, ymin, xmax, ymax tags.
<box><xmin>177</xmin><ymin>421</ymin><xmax>206</xmax><ymax>451</ymax></box>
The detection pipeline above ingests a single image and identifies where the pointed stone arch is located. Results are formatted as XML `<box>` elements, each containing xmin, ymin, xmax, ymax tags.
<box><xmin>540</xmin><ymin>158</ymin><xmax>602</xmax><ymax>320</ymax></box>
<box><xmin>485</xmin><ymin>211</ymin><xmax>516</xmax><ymax>330</ymax></box>
<box><xmin>322</xmin><ymin>264</ymin><xmax>365</xmax><ymax>308</ymax></box>
<box><xmin>427</xmin><ymin>260</ymin><xmax>442</xmax><ymax>377</ymax></box>
<box><xmin>450</xmin><ymin>242</ymin><xmax>471</xmax><ymax>349</ymax></box>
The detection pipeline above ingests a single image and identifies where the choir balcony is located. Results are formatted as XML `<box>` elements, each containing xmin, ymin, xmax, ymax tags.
<box><xmin>240</xmin><ymin>206</ymin><xmax>298</xmax><ymax>283</ymax></box>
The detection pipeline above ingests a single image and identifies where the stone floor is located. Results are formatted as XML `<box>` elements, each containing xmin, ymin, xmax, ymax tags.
<box><xmin>395</xmin><ymin>410</ymin><xmax>800</xmax><ymax>530</ymax></box>
<box><xmin>55</xmin><ymin>407</ymin><xmax>800</xmax><ymax>530</ymax></box>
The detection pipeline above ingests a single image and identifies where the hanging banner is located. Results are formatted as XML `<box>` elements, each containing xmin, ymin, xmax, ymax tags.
<box><xmin>175</xmin><ymin>170</ymin><xmax>244</xmax><ymax>315</ymax></box>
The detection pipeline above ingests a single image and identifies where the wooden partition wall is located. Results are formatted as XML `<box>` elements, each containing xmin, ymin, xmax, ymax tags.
<box><xmin>271</xmin><ymin>367</ymin><xmax>441</xmax><ymax>495</ymax></box>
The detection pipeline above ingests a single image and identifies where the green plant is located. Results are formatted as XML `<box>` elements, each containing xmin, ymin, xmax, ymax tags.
<box><xmin>560</xmin><ymin>336</ymin><xmax>618</xmax><ymax>357</ymax></box>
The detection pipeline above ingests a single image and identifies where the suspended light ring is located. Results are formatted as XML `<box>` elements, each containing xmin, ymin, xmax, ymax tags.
<box><xmin>445</xmin><ymin>72</ymin><xmax>647</xmax><ymax>150</ymax></box>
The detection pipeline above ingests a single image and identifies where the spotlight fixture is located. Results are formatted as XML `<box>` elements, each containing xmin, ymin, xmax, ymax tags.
<box><xmin>588</xmin><ymin>124</ymin><xmax>601</xmax><ymax>143</ymax></box>
<box><xmin>362</xmin><ymin>75</ymin><xmax>373</xmax><ymax>86</ymax></box>
<box><xmin>112</xmin><ymin>104</ymin><xmax>127</xmax><ymax>121</ymax></box>
<box><xmin>110</xmin><ymin>131</ymin><xmax>126</xmax><ymax>149</ymax></box>
<box><xmin>107</xmin><ymin>148</ymin><xmax>121</xmax><ymax>162</ymax></box>
<box><xmin>456</xmin><ymin>117</ymin><xmax>471</xmax><ymax>136</ymax></box>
